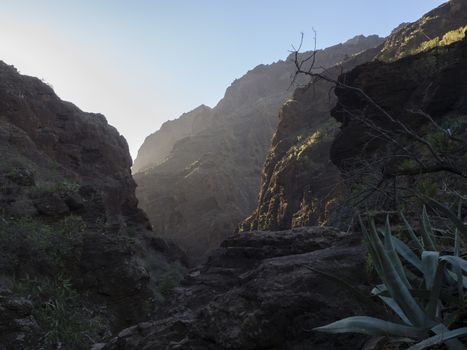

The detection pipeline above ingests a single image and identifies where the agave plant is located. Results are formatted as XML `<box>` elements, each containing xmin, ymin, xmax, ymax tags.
<box><xmin>314</xmin><ymin>198</ymin><xmax>467</xmax><ymax>350</ymax></box>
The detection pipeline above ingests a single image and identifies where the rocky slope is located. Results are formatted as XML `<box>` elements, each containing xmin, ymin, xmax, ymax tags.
<box><xmin>134</xmin><ymin>35</ymin><xmax>384</xmax><ymax>263</ymax></box>
<box><xmin>242</xmin><ymin>0</ymin><xmax>467</xmax><ymax>231</ymax></box>
<box><xmin>99</xmin><ymin>227</ymin><xmax>382</xmax><ymax>350</ymax></box>
<box><xmin>377</xmin><ymin>0</ymin><xmax>467</xmax><ymax>61</ymax></box>
<box><xmin>0</xmin><ymin>62</ymin><xmax>183</xmax><ymax>349</ymax></box>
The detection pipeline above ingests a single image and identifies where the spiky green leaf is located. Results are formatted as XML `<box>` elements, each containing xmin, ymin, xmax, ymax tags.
<box><xmin>422</xmin><ymin>251</ymin><xmax>440</xmax><ymax>289</ymax></box>
<box><xmin>425</xmin><ymin>260</ymin><xmax>445</xmax><ymax>318</ymax></box>
<box><xmin>313</xmin><ymin>316</ymin><xmax>427</xmax><ymax>338</ymax></box>
<box><xmin>423</xmin><ymin>196</ymin><xmax>467</xmax><ymax>245</ymax></box>
<box><xmin>368</xmin><ymin>217</ymin><xmax>428</xmax><ymax>327</ymax></box>
<box><xmin>400</xmin><ymin>211</ymin><xmax>424</xmax><ymax>253</ymax></box>
<box><xmin>420</xmin><ymin>206</ymin><xmax>437</xmax><ymax>251</ymax></box>
<box><xmin>379</xmin><ymin>296</ymin><xmax>412</xmax><ymax>325</ymax></box>
<box><xmin>382</xmin><ymin>216</ymin><xmax>411</xmax><ymax>288</ymax></box>
<box><xmin>408</xmin><ymin>327</ymin><xmax>467</xmax><ymax>350</ymax></box>
<box><xmin>391</xmin><ymin>235</ymin><xmax>423</xmax><ymax>272</ymax></box>
<box><xmin>441</xmin><ymin>256</ymin><xmax>467</xmax><ymax>273</ymax></box>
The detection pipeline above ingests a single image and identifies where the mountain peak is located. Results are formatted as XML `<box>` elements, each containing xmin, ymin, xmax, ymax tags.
<box><xmin>343</xmin><ymin>34</ymin><xmax>381</xmax><ymax>46</ymax></box>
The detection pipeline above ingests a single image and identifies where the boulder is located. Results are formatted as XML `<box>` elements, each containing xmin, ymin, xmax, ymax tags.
<box><xmin>102</xmin><ymin>227</ymin><xmax>379</xmax><ymax>350</ymax></box>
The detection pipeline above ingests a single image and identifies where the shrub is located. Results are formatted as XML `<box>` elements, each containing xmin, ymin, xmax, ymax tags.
<box><xmin>314</xmin><ymin>199</ymin><xmax>467</xmax><ymax>350</ymax></box>
<box><xmin>0</xmin><ymin>215</ymin><xmax>84</xmax><ymax>274</ymax></box>
<box><xmin>398</xmin><ymin>159</ymin><xmax>418</xmax><ymax>172</ymax></box>
<box><xmin>14</xmin><ymin>275</ymin><xmax>106</xmax><ymax>349</ymax></box>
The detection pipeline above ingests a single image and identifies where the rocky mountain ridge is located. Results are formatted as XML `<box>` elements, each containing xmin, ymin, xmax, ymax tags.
<box><xmin>133</xmin><ymin>104</ymin><xmax>213</xmax><ymax>173</ymax></box>
<box><xmin>134</xmin><ymin>35</ymin><xmax>384</xmax><ymax>263</ymax></box>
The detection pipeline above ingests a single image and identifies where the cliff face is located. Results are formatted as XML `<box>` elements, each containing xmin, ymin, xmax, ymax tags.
<box><xmin>330</xmin><ymin>34</ymin><xmax>467</xmax><ymax>210</ymax></box>
<box><xmin>333</xmin><ymin>35</ymin><xmax>467</xmax><ymax>166</ymax></box>
<box><xmin>0</xmin><ymin>62</ymin><xmax>182</xmax><ymax>349</ymax></box>
<box><xmin>241</xmin><ymin>46</ymin><xmax>381</xmax><ymax>231</ymax></box>
<box><xmin>134</xmin><ymin>35</ymin><xmax>384</xmax><ymax>263</ymax></box>
<box><xmin>243</xmin><ymin>0</ymin><xmax>467</xmax><ymax>231</ymax></box>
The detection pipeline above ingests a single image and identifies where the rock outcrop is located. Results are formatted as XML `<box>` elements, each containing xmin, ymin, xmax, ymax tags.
<box><xmin>377</xmin><ymin>0</ymin><xmax>467</xmax><ymax>62</ymax></box>
<box><xmin>333</xmin><ymin>35</ymin><xmax>467</xmax><ymax>168</ymax></box>
<box><xmin>330</xmin><ymin>32</ymin><xmax>467</xmax><ymax>212</ymax></box>
<box><xmin>0</xmin><ymin>61</ymin><xmax>182</xmax><ymax>348</ymax></box>
<box><xmin>134</xmin><ymin>35</ymin><xmax>384</xmax><ymax>263</ymax></box>
<box><xmin>240</xmin><ymin>46</ymin><xmax>381</xmax><ymax>232</ymax></box>
<box><xmin>0</xmin><ymin>288</ymin><xmax>39</xmax><ymax>350</ymax></box>
<box><xmin>242</xmin><ymin>0</ymin><xmax>467</xmax><ymax>232</ymax></box>
<box><xmin>100</xmin><ymin>227</ymin><xmax>379</xmax><ymax>350</ymax></box>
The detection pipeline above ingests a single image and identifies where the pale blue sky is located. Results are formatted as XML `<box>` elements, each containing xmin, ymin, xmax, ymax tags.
<box><xmin>0</xmin><ymin>0</ymin><xmax>446</xmax><ymax>158</ymax></box>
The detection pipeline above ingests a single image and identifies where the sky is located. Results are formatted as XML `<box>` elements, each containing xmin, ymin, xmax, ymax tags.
<box><xmin>0</xmin><ymin>0</ymin><xmax>446</xmax><ymax>159</ymax></box>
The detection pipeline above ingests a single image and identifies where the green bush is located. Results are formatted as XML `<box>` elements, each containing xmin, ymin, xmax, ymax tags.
<box><xmin>0</xmin><ymin>215</ymin><xmax>84</xmax><ymax>274</ymax></box>
<box><xmin>1</xmin><ymin>215</ymin><xmax>109</xmax><ymax>348</ymax></box>
<box><xmin>14</xmin><ymin>275</ymin><xmax>106</xmax><ymax>349</ymax></box>
<box><xmin>398</xmin><ymin>159</ymin><xmax>418</xmax><ymax>172</ymax></box>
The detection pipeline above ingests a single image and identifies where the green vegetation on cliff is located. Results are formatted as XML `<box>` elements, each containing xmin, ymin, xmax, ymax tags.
<box><xmin>395</xmin><ymin>25</ymin><xmax>467</xmax><ymax>61</ymax></box>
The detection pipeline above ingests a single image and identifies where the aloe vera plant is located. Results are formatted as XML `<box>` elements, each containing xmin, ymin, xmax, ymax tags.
<box><xmin>314</xmin><ymin>201</ymin><xmax>467</xmax><ymax>350</ymax></box>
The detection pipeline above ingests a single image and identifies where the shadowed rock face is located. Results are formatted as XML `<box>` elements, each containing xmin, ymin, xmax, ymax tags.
<box><xmin>101</xmin><ymin>227</ymin><xmax>379</xmax><ymax>350</ymax></box>
<box><xmin>0</xmin><ymin>61</ymin><xmax>141</xmax><ymax>226</ymax></box>
<box><xmin>134</xmin><ymin>35</ymin><xmax>384</xmax><ymax>264</ymax></box>
<box><xmin>0</xmin><ymin>61</ymin><xmax>182</xmax><ymax>348</ymax></box>
<box><xmin>329</xmin><ymin>36</ymin><xmax>467</xmax><ymax>214</ymax></box>
<box><xmin>332</xmin><ymin>36</ymin><xmax>467</xmax><ymax>170</ymax></box>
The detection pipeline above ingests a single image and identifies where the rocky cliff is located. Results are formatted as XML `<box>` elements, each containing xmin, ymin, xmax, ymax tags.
<box><xmin>331</xmin><ymin>31</ymin><xmax>467</xmax><ymax>212</ymax></box>
<box><xmin>242</xmin><ymin>0</ymin><xmax>467</xmax><ymax>231</ymax></box>
<box><xmin>240</xmin><ymin>46</ymin><xmax>381</xmax><ymax>231</ymax></box>
<box><xmin>134</xmin><ymin>35</ymin><xmax>384</xmax><ymax>263</ymax></box>
<box><xmin>0</xmin><ymin>62</ymin><xmax>183</xmax><ymax>349</ymax></box>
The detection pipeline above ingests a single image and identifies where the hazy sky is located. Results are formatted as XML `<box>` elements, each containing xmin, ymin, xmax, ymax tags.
<box><xmin>0</xmin><ymin>0</ymin><xmax>446</xmax><ymax>159</ymax></box>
